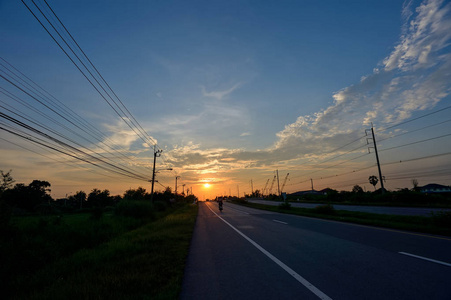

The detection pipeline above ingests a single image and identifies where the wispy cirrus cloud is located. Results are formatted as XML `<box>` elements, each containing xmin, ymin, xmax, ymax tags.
<box><xmin>103</xmin><ymin>118</ymin><xmax>156</xmax><ymax>149</ymax></box>
<box><xmin>201</xmin><ymin>83</ymin><xmax>242</xmax><ymax>100</ymax></box>
<box><xmin>273</xmin><ymin>0</ymin><xmax>451</xmax><ymax>155</ymax></box>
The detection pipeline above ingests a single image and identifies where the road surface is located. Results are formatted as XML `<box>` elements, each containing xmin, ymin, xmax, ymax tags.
<box><xmin>180</xmin><ymin>201</ymin><xmax>451</xmax><ymax>300</ymax></box>
<box><xmin>248</xmin><ymin>199</ymin><xmax>451</xmax><ymax>216</ymax></box>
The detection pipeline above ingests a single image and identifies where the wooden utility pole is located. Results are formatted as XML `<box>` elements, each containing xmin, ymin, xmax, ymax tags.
<box><xmin>150</xmin><ymin>146</ymin><xmax>162</xmax><ymax>202</ymax></box>
<box><xmin>175</xmin><ymin>176</ymin><xmax>180</xmax><ymax>199</ymax></box>
<box><xmin>366</xmin><ymin>124</ymin><xmax>385</xmax><ymax>194</ymax></box>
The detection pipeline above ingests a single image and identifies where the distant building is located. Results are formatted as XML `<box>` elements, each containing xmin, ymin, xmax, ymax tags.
<box><xmin>419</xmin><ymin>183</ymin><xmax>451</xmax><ymax>194</ymax></box>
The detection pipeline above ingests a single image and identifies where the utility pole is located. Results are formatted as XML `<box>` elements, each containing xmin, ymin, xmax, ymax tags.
<box><xmin>175</xmin><ymin>176</ymin><xmax>180</xmax><ymax>200</ymax></box>
<box><xmin>237</xmin><ymin>185</ymin><xmax>240</xmax><ymax>198</ymax></box>
<box><xmin>250</xmin><ymin>179</ymin><xmax>254</xmax><ymax>195</ymax></box>
<box><xmin>262</xmin><ymin>178</ymin><xmax>270</xmax><ymax>197</ymax></box>
<box><xmin>311</xmin><ymin>178</ymin><xmax>314</xmax><ymax>192</ymax></box>
<box><xmin>150</xmin><ymin>146</ymin><xmax>163</xmax><ymax>202</ymax></box>
<box><xmin>277</xmin><ymin>169</ymin><xmax>280</xmax><ymax>196</ymax></box>
<box><xmin>366</xmin><ymin>123</ymin><xmax>385</xmax><ymax>194</ymax></box>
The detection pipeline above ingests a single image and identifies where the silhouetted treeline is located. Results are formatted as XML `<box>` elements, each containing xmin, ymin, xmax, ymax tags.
<box><xmin>0</xmin><ymin>170</ymin><xmax>197</xmax><ymax>216</ymax></box>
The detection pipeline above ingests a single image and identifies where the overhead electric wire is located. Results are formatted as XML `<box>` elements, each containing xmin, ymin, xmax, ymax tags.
<box><xmin>379</xmin><ymin>133</ymin><xmax>451</xmax><ymax>152</ymax></box>
<box><xmin>377</xmin><ymin>119</ymin><xmax>451</xmax><ymax>144</ymax></box>
<box><xmin>0</xmin><ymin>58</ymin><xmax>157</xmax><ymax>179</ymax></box>
<box><xmin>376</xmin><ymin>105</ymin><xmax>451</xmax><ymax>133</ymax></box>
<box><xmin>0</xmin><ymin>135</ymin><xmax>124</xmax><ymax>181</ymax></box>
<box><xmin>0</xmin><ymin>82</ymin><xmax>152</xmax><ymax>180</ymax></box>
<box><xmin>289</xmin><ymin>151</ymin><xmax>451</xmax><ymax>193</ymax></box>
<box><xmin>0</xmin><ymin>59</ymin><xmax>149</xmax><ymax>168</ymax></box>
<box><xmin>0</xmin><ymin>112</ymin><xmax>150</xmax><ymax>181</ymax></box>
<box><xmin>1</xmin><ymin>124</ymin><xmax>147</xmax><ymax>180</ymax></box>
<box><xmin>21</xmin><ymin>0</ymin><xmax>178</xmax><ymax>177</ymax></box>
<box><xmin>41</xmin><ymin>0</ymin><xmax>156</xmax><ymax>145</ymax></box>
<box><xmin>21</xmin><ymin>0</ymin><xmax>157</xmax><ymax>149</ymax></box>
<box><xmin>0</xmin><ymin>101</ymin><xmax>152</xmax><ymax>181</ymax></box>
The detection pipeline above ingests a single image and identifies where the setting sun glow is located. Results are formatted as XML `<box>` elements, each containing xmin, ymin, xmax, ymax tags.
<box><xmin>204</xmin><ymin>183</ymin><xmax>211</xmax><ymax>188</ymax></box>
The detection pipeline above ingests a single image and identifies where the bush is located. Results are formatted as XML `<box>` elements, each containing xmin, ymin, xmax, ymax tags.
<box><xmin>0</xmin><ymin>199</ymin><xmax>12</xmax><ymax>232</ymax></box>
<box><xmin>313</xmin><ymin>203</ymin><xmax>335</xmax><ymax>215</ymax></box>
<box><xmin>232</xmin><ymin>198</ymin><xmax>248</xmax><ymax>205</ymax></box>
<box><xmin>153</xmin><ymin>200</ymin><xmax>168</xmax><ymax>212</ymax></box>
<box><xmin>90</xmin><ymin>207</ymin><xmax>104</xmax><ymax>220</ymax></box>
<box><xmin>431</xmin><ymin>211</ymin><xmax>451</xmax><ymax>228</ymax></box>
<box><xmin>115</xmin><ymin>200</ymin><xmax>155</xmax><ymax>219</ymax></box>
<box><xmin>278</xmin><ymin>201</ymin><xmax>291</xmax><ymax>210</ymax></box>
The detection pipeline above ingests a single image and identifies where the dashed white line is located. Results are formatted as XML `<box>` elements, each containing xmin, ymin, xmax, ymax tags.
<box><xmin>273</xmin><ymin>219</ymin><xmax>288</xmax><ymax>225</ymax></box>
<box><xmin>399</xmin><ymin>252</ymin><xmax>451</xmax><ymax>267</ymax></box>
<box><xmin>206</xmin><ymin>203</ymin><xmax>332</xmax><ymax>300</ymax></box>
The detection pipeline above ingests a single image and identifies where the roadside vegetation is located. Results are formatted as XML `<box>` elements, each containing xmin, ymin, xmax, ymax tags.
<box><xmin>0</xmin><ymin>170</ymin><xmax>198</xmax><ymax>299</ymax></box>
<box><xmin>235</xmin><ymin>182</ymin><xmax>451</xmax><ymax>236</ymax></box>
<box><xmin>244</xmin><ymin>184</ymin><xmax>451</xmax><ymax>208</ymax></box>
<box><xmin>232</xmin><ymin>198</ymin><xmax>451</xmax><ymax>237</ymax></box>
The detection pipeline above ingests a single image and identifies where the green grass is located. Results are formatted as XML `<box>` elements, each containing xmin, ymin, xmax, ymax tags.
<box><xmin>4</xmin><ymin>203</ymin><xmax>198</xmax><ymax>299</ymax></box>
<box><xmin>236</xmin><ymin>201</ymin><xmax>451</xmax><ymax>237</ymax></box>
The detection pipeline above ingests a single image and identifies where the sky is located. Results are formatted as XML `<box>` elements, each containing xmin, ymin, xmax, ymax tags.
<box><xmin>0</xmin><ymin>0</ymin><xmax>450</xmax><ymax>200</ymax></box>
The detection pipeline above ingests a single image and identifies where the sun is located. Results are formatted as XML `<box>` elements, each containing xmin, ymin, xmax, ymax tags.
<box><xmin>204</xmin><ymin>183</ymin><xmax>211</xmax><ymax>188</ymax></box>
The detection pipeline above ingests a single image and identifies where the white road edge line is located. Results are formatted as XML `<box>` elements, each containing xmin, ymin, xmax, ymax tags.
<box><xmin>273</xmin><ymin>219</ymin><xmax>288</xmax><ymax>225</ymax></box>
<box><xmin>399</xmin><ymin>252</ymin><xmax>451</xmax><ymax>267</ymax></box>
<box><xmin>206</xmin><ymin>203</ymin><xmax>332</xmax><ymax>300</ymax></box>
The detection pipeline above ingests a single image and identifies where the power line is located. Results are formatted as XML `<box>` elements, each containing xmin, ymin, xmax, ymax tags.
<box><xmin>377</xmin><ymin>105</ymin><xmax>451</xmax><ymax>133</ymax></box>
<box><xmin>0</xmin><ymin>58</ymin><xmax>149</xmax><ymax>166</ymax></box>
<box><xmin>379</xmin><ymin>133</ymin><xmax>451</xmax><ymax>152</ymax></box>
<box><xmin>0</xmin><ymin>113</ymin><xmax>150</xmax><ymax>181</ymax></box>
<box><xmin>21</xmin><ymin>0</ymin><xmax>157</xmax><ymax>149</ymax></box>
<box><xmin>0</xmin><ymin>80</ymin><xmax>152</xmax><ymax>180</ymax></box>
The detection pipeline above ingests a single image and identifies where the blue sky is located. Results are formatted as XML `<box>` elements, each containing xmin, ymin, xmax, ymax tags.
<box><xmin>1</xmin><ymin>0</ymin><xmax>450</xmax><ymax>199</ymax></box>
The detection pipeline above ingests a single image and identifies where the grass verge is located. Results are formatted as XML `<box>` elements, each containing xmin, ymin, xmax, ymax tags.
<box><xmin>235</xmin><ymin>201</ymin><xmax>451</xmax><ymax>237</ymax></box>
<box><xmin>6</xmin><ymin>203</ymin><xmax>198</xmax><ymax>299</ymax></box>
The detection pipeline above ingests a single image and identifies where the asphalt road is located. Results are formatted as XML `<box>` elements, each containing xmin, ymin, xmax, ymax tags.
<box><xmin>248</xmin><ymin>199</ymin><xmax>451</xmax><ymax>216</ymax></box>
<box><xmin>180</xmin><ymin>201</ymin><xmax>451</xmax><ymax>300</ymax></box>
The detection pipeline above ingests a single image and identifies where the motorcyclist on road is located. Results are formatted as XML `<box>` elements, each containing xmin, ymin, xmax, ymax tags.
<box><xmin>218</xmin><ymin>198</ymin><xmax>223</xmax><ymax>211</ymax></box>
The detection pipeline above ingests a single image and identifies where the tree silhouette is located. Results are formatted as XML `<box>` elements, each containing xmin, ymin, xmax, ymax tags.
<box><xmin>412</xmin><ymin>179</ymin><xmax>419</xmax><ymax>192</ymax></box>
<box><xmin>0</xmin><ymin>170</ymin><xmax>15</xmax><ymax>194</ymax></box>
<box><xmin>369</xmin><ymin>175</ymin><xmax>379</xmax><ymax>191</ymax></box>
<box><xmin>352</xmin><ymin>185</ymin><xmax>364</xmax><ymax>193</ymax></box>
<box><xmin>3</xmin><ymin>180</ymin><xmax>52</xmax><ymax>211</ymax></box>
<box><xmin>88</xmin><ymin>189</ymin><xmax>113</xmax><ymax>207</ymax></box>
<box><xmin>123</xmin><ymin>187</ymin><xmax>147</xmax><ymax>201</ymax></box>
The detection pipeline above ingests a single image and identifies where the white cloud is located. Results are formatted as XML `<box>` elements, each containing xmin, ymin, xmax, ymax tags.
<box><xmin>272</xmin><ymin>0</ymin><xmax>451</xmax><ymax>157</ymax></box>
<box><xmin>201</xmin><ymin>83</ymin><xmax>242</xmax><ymax>100</ymax></box>
<box><xmin>102</xmin><ymin>118</ymin><xmax>157</xmax><ymax>149</ymax></box>
<box><xmin>384</xmin><ymin>0</ymin><xmax>451</xmax><ymax>71</ymax></box>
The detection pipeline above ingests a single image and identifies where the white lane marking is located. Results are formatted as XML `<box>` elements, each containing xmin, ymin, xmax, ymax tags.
<box><xmin>205</xmin><ymin>203</ymin><xmax>332</xmax><ymax>300</ymax></box>
<box><xmin>273</xmin><ymin>219</ymin><xmax>288</xmax><ymax>225</ymax></box>
<box><xmin>399</xmin><ymin>252</ymin><xmax>451</xmax><ymax>267</ymax></box>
